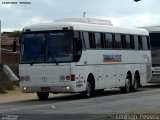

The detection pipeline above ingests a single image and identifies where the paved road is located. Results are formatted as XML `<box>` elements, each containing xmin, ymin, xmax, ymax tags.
<box><xmin>1</xmin><ymin>84</ymin><xmax>160</xmax><ymax>120</ymax></box>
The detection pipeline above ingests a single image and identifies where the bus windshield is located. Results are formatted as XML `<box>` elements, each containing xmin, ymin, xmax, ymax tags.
<box><xmin>149</xmin><ymin>33</ymin><xmax>160</xmax><ymax>65</ymax></box>
<box><xmin>21</xmin><ymin>31</ymin><xmax>74</xmax><ymax>64</ymax></box>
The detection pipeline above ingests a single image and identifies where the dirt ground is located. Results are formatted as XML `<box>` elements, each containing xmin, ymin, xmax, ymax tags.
<box><xmin>0</xmin><ymin>87</ymin><xmax>160</xmax><ymax>114</ymax></box>
<box><xmin>0</xmin><ymin>86</ymin><xmax>67</xmax><ymax>104</ymax></box>
<box><xmin>0</xmin><ymin>87</ymin><xmax>37</xmax><ymax>104</ymax></box>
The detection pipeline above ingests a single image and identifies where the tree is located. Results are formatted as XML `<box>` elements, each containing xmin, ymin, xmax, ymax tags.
<box><xmin>9</xmin><ymin>30</ymin><xmax>22</xmax><ymax>38</ymax></box>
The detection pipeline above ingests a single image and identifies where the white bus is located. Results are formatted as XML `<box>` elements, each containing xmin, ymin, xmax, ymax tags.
<box><xmin>141</xmin><ymin>26</ymin><xmax>160</xmax><ymax>82</ymax></box>
<box><xmin>19</xmin><ymin>18</ymin><xmax>152</xmax><ymax>100</ymax></box>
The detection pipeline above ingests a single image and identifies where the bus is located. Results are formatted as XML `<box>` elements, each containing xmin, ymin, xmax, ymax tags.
<box><xmin>19</xmin><ymin>18</ymin><xmax>152</xmax><ymax>100</ymax></box>
<box><xmin>141</xmin><ymin>26</ymin><xmax>160</xmax><ymax>83</ymax></box>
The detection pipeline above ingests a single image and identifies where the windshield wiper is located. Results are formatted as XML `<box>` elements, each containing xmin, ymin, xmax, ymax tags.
<box><xmin>48</xmin><ymin>51</ymin><xmax>59</xmax><ymax>65</ymax></box>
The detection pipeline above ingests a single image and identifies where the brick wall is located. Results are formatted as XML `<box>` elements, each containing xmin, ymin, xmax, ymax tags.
<box><xmin>1</xmin><ymin>51</ymin><xmax>20</xmax><ymax>64</ymax></box>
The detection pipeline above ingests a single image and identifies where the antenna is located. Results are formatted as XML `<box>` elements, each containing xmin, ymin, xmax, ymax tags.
<box><xmin>134</xmin><ymin>0</ymin><xmax>141</xmax><ymax>2</ymax></box>
<box><xmin>83</xmin><ymin>11</ymin><xmax>86</xmax><ymax>18</ymax></box>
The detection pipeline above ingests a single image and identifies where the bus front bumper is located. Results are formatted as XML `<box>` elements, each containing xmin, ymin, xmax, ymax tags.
<box><xmin>20</xmin><ymin>84</ymin><xmax>76</xmax><ymax>93</ymax></box>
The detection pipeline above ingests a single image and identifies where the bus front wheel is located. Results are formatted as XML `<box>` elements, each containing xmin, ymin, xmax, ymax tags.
<box><xmin>80</xmin><ymin>81</ymin><xmax>93</xmax><ymax>97</ymax></box>
<box><xmin>37</xmin><ymin>92</ymin><xmax>49</xmax><ymax>100</ymax></box>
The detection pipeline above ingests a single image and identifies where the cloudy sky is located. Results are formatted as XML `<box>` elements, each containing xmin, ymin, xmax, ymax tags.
<box><xmin>0</xmin><ymin>0</ymin><xmax>160</xmax><ymax>32</ymax></box>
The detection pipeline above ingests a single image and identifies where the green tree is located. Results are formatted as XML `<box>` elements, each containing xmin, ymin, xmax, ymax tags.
<box><xmin>9</xmin><ymin>30</ymin><xmax>22</xmax><ymax>38</ymax></box>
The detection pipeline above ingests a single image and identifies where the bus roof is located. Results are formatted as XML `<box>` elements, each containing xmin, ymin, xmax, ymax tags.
<box><xmin>140</xmin><ymin>26</ymin><xmax>160</xmax><ymax>33</ymax></box>
<box><xmin>23</xmin><ymin>18</ymin><xmax>148</xmax><ymax>35</ymax></box>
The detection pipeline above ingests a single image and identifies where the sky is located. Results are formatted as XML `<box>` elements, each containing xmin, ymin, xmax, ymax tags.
<box><xmin>0</xmin><ymin>0</ymin><xmax>160</xmax><ymax>32</ymax></box>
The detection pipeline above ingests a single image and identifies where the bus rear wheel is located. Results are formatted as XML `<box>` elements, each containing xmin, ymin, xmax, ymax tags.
<box><xmin>37</xmin><ymin>92</ymin><xmax>49</xmax><ymax>100</ymax></box>
<box><xmin>120</xmin><ymin>74</ymin><xmax>131</xmax><ymax>93</ymax></box>
<box><xmin>131</xmin><ymin>75</ymin><xmax>139</xmax><ymax>92</ymax></box>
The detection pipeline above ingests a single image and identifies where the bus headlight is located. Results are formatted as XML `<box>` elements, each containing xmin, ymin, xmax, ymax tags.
<box><xmin>66</xmin><ymin>86</ymin><xmax>70</xmax><ymax>90</ymax></box>
<box><xmin>23</xmin><ymin>87</ymin><xmax>27</xmax><ymax>90</ymax></box>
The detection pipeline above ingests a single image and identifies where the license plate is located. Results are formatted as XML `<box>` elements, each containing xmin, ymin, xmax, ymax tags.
<box><xmin>41</xmin><ymin>87</ymin><xmax>50</xmax><ymax>92</ymax></box>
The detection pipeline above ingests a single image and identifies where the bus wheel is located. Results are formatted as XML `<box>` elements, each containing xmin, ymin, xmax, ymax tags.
<box><xmin>37</xmin><ymin>92</ymin><xmax>49</xmax><ymax>100</ymax></box>
<box><xmin>120</xmin><ymin>75</ymin><xmax>131</xmax><ymax>93</ymax></box>
<box><xmin>131</xmin><ymin>75</ymin><xmax>139</xmax><ymax>92</ymax></box>
<box><xmin>81</xmin><ymin>81</ymin><xmax>92</xmax><ymax>98</ymax></box>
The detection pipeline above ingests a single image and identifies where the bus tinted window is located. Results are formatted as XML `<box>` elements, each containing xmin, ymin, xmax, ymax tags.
<box><xmin>105</xmin><ymin>33</ymin><xmax>113</xmax><ymax>48</ymax></box>
<box><xmin>138</xmin><ymin>36</ymin><xmax>143</xmax><ymax>50</ymax></box>
<box><xmin>134</xmin><ymin>35</ymin><xmax>139</xmax><ymax>50</ymax></box>
<box><xmin>75</xmin><ymin>31</ymin><xmax>84</xmax><ymax>49</ymax></box>
<box><xmin>115</xmin><ymin>34</ymin><xmax>121</xmax><ymax>48</ymax></box>
<box><xmin>83</xmin><ymin>32</ymin><xmax>90</xmax><ymax>49</ymax></box>
<box><xmin>95</xmin><ymin>33</ymin><xmax>101</xmax><ymax>48</ymax></box>
<box><xmin>89</xmin><ymin>32</ymin><xmax>95</xmax><ymax>48</ymax></box>
<box><xmin>125</xmin><ymin>35</ymin><xmax>131</xmax><ymax>49</ymax></box>
<box><xmin>149</xmin><ymin>33</ymin><xmax>160</xmax><ymax>49</ymax></box>
<box><xmin>130</xmin><ymin>35</ymin><xmax>135</xmax><ymax>49</ymax></box>
<box><xmin>142</xmin><ymin>36</ymin><xmax>148</xmax><ymax>50</ymax></box>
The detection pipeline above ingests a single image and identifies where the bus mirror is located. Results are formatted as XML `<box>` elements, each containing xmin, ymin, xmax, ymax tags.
<box><xmin>77</xmin><ymin>39</ymin><xmax>82</xmax><ymax>52</ymax></box>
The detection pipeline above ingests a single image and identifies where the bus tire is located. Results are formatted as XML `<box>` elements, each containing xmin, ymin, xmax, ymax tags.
<box><xmin>80</xmin><ymin>80</ymin><xmax>94</xmax><ymax>98</ymax></box>
<box><xmin>131</xmin><ymin>74</ymin><xmax>139</xmax><ymax>92</ymax></box>
<box><xmin>120</xmin><ymin>74</ymin><xmax>131</xmax><ymax>93</ymax></box>
<box><xmin>37</xmin><ymin>92</ymin><xmax>49</xmax><ymax>100</ymax></box>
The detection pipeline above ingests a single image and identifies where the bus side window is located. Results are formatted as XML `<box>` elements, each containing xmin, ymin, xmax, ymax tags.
<box><xmin>105</xmin><ymin>33</ymin><xmax>113</xmax><ymax>49</ymax></box>
<box><xmin>130</xmin><ymin>35</ymin><xmax>135</xmax><ymax>49</ymax></box>
<box><xmin>83</xmin><ymin>32</ymin><xmax>90</xmax><ymax>49</ymax></box>
<box><xmin>142</xmin><ymin>36</ymin><xmax>148</xmax><ymax>50</ymax></box>
<box><xmin>125</xmin><ymin>34</ymin><xmax>131</xmax><ymax>49</ymax></box>
<box><xmin>89</xmin><ymin>32</ymin><xmax>95</xmax><ymax>48</ymax></box>
<box><xmin>94</xmin><ymin>33</ymin><xmax>101</xmax><ymax>48</ymax></box>
<box><xmin>115</xmin><ymin>33</ymin><xmax>122</xmax><ymax>49</ymax></box>
<box><xmin>138</xmin><ymin>36</ymin><xmax>143</xmax><ymax>50</ymax></box>
<box><xmin>75</xmin><ymin>31</ymin><xmax>84</xmax><ymax>50</ymax></box>
<box><xmin>121</xmin><ymin>34</ymin><xmax>125</xmax><ymax>49</ymax></box>
<box><xmin>101</xmin><ymin>33</ymin><xmax>105</xmax><ymax>48</ymax></box>
<box><xmin>134</xmin><ymin>35</ymin><xmax>139</xmax><ymax>50</ymax></box>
